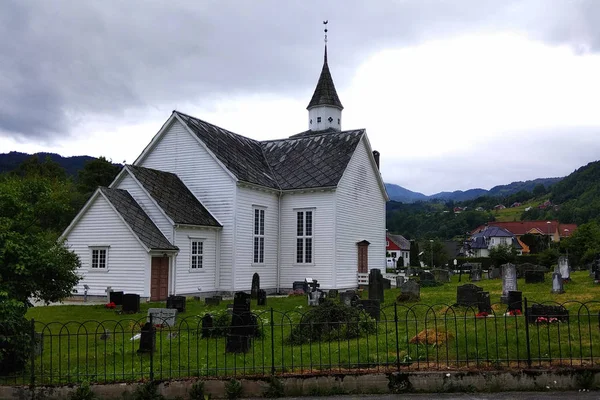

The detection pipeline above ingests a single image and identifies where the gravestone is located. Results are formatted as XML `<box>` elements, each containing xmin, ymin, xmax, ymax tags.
<box><xmin>122</xmin><ymin>294</ymin><xmax>140</xmax><ymax>313</ymax></box>
<box><xmin>306</xmin><ymin>278</ymin><xmax>320</xmax><ymax>292</ymax></box>
<box><xmin>340</xmin><ymin>290</ymin><xmax>357</xmax><ymax>307</ymax></box>
<box><xmin>137</xmin><ymin>322</ymin><xmax>156</xmax><ymax>353</ymax></box>
<box><xmin>470</xmin><ymin>267</ymin><xmax>482</xmax><ymax>282</ymax></box>
<box><xmin>525</xmin><ymin>270</ymin><xmax>545</xmax><ymax>284</ymax></box>
<box><xmin>307</xmin><ymin>290</ymin><xmax>320</xmax><ymax>306</ymax></box>
<box><xmin>488</xmin><ymin>267</ymin><xmax>501</xmax><ymax>280</ymax></box>
<box><xmin>201</xmin><ymin>314</ymin><xmax>214</xmax><ymax>338</ymax></box>
<box><xmin>383</xmin><ymin>279</ymin><xmax>392</xmax><ymax>290</ymax></box>
<box><xmin>166</xmin><ymin>295</ymin><xmax>186</xmax><ymax>313</ymax></box>
<box><xmin>501</xmin><ymin>263</ymin><xmax>518</xmax><ymax>304</ymax></box>
<box><xmin>406</xmin><ymin>267</ymin><xmax>413</xmax><ymax>277</ymax></box>
<box><xmin>109</xmin><ymin>291</ymin><xmax>124</xmax><ymax>306</ymax></box>
<box><xmin>432</xmin><ymin>269</ymin><xmax>450</xmax><ymax>283</ymax></box>
<box><xmin>477</xmin><ymin>291</ymin><xmax>492</xmax><ymax>314</ymax></box>
<box><xmin>507</xmin><ymin>290</ymin><xmax>522</xmax><ymax>312</ymax></box>
<box><xmin>293</xmin><ymin>281</ymin><xmax>309</xmax><ymax>293</ymax></box>
<box><xmin>34</xmin><ymin>332</ymin><xmax>44</xmax><ymax>356</ymax></box>
<box><xmin>368</xmin><ymin>269</ymin><xmax>385</xmax><ymax>302</ymax></box>
<box><xmin>526</xmin><ymin>304</ymin><xmax>569</xmax><ymax>324</ymax></box>
<box><xmin>147</xmin><ymin>308</ymin><xmax>177</xmax><ymax>327</ymax></box>
<box><xmin>595</xmin><ymin>269</ymin><xmax>600</xmax><ymax>283</ymax></box>
<box><xmin>251</xmin><ymin>273</ymin><xmax>260</xmax><ymax>299</ymax></box>
<box><xmin>358</xmin><ymin>299</ymin><xmax>381</xmax><ymax>321</ymax></box>
<box><xmin>420</xmin><ymin>271</ymin><xmax>436</xmax><ymax>284</ymax></box>
<box><xmin>327</xmin><ymin>289</ymin><xmax>339</xmax><ymax>299</ymax></box>
<box><xmin>551</xmin><ymin>272</ymin><xmax>565</xmax><ymax>294</ymax></box>
<box><xmin>396</xmin><ymin>276</ymin><xmax>405</xmax><ymax>287</ymax></box>
<box><xmin>226</xmin><ymin>304</ymin><xmax>235</xmax><ymax>315</ymax></box>
<box><xmin>456</xmin><ymin>284</ymin><xmax>483</xmax><ymax>307</ymax></box>
<box><xmin>205</xmin><ymin>296</ymin><xmax>221</xmax><ymax>306</ymax></box>
<box><xmin>257</xmin><ymin>289</ymin><xmax>267</xmax><ymax>306</ymax></box>
<box><xmin>226</xmin><ymin>292</ymin><xmax>253</xmax><ymax>353</ymax></box>
<box><xmin>398</xmin><ymin>280</ymin><xmax>420</xmax><ymax>302</ymax></box>
<box><xmin>558</xmin><ymin>256</ymin><xmax>570</xmax><ymax>281</ymax></box>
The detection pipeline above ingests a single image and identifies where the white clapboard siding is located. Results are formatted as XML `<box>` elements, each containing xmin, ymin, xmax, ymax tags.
<box><xmin>335</xmin><ymin>137</ymin><xmax>387</xmax><ymax>288</ymax></box>
<box><xmin>137</xmin><ymin>119</ymin><xmax>236</xmax><ymax>291</ymax></box>
<box><xmin>113</xmin><ymin>172</ymin><xmax>173</xmax><ymax>242</ymax></box>
<box><xmin>279</xmin><ymin>190</ymin><xmax>336</xmax><ymax>289</ymax></box>
<box><xmin>64</xmin><ymin>195</ymin><xmax>150</xmax><ymax>297</ymax></box>
<box><xmin>233</xmin><ymin>185</ymin><xmax>279</xmax><ymax>291</ymax></box>
<box><xmin>173</xmin><ymin>227</ymin><xmax>218</xmax><ymax>294</ymax></box>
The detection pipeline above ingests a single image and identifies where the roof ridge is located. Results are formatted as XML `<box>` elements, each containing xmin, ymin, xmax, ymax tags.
<box><xmin>262</xmin><ymin>128</ymin><xmax>365</xmax><ymax>143</ymax></box>
<box><xmin>174</xmin><ymin>110</ymin><xmax>262</xmax><ymax>146</ymax></box>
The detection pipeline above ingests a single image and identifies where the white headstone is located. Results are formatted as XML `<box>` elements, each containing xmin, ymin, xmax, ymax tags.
<box><xmin>501</xmin><ymin>263</ymin><xmax>518</xmax><ymax>303</ymax></box>
<box><xmin>558</xmin><ymin>256</ymin><xmax>570</xmax><ymax>280</ymax></box>
<box><xmin>552</xmin><ymin>272</ymin><xmax>565</xmax><ymax>294</ymax></box>
<box><xmin>147</xmin><ymin>308</ymin><xmax>177</xmax><ymax>327</ymax></box>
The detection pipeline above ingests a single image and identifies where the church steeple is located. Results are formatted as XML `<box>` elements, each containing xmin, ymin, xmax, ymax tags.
<box><xmin>307</xmin><ymin>21</ymin><xmax>343</xmax><ymax>132</ymax></box>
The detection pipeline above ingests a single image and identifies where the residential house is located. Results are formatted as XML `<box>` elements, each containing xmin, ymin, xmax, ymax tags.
<box><xmin>60</xmin><ymin>43</ymin><xmax>388</xmax><ymax>300</ymax></box>
<box><xmin>386</xmin><ymin>233</ymin><xmax>410</xmax><ymax>267</ymax></box>
<box><xmin>467</xmin><ymin>226</ymin><xmax>523</xmax><ymax>258</ymax></box>
<box><xmin>472</xmin><ymin>221</ymin><xmax>577</xmax><ymax>244</ymax></box>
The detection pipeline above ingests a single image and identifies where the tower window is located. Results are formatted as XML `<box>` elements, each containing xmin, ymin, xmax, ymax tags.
<box><xmin>310</xmin><ymin>119</ymin><xmax>312</xmax><ymax>124</ymax></box>
<box><xmin>328</xmin><ymin>116</ymin><xmax>333</xmax><ymax>123</ymax></box>
<box><xmin>337</xmin><ymin>118</ymin><xmax>340</xmax><ymax>124</ymax></box>
<box><xmin>317</xmin><ymin>117</ymin><xmax>321</xmax><ymax>123</ymax></box>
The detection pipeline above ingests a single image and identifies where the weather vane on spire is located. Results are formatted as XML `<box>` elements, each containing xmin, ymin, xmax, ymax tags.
<box><xmin>323</xmin><ymin>20</ymin><xmax>328</xmax><ymax>43</ymax></box>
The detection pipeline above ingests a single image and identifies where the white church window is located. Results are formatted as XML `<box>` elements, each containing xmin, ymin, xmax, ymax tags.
<box><xmin>296</xmin><ymin>210</ymin><xmax>313</xmax><ymax>264</ymax></box>
<box><xmin>253</xmin><ymin>207</ymin><xmax>265</xmax><ymax>264</ymax></box>
<box><xmin>191</xmin><ymin>240</ymin><xmax>203</xmax><ymax>269</ymax></box>
<box><xmin>90</xmin><ymin>247</ymin><xmax>108</xmax><ymax>269</ymax></box>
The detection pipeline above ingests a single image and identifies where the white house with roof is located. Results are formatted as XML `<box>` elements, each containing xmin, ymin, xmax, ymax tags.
<box><xmin>61</xmin><ymin>42</ymin><xmax>389</xmax><ymax>300</ymax></box>
<box><xmin>467</xmin><ymin>226</ymin><xmax>523</xmax><ymax>258</ymax></box>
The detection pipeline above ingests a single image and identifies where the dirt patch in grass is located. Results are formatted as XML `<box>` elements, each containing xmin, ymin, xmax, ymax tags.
<box><xmin>409</xmin><ymin>329</ymin><xmax>453</xmax><ymax>345</ymax></box>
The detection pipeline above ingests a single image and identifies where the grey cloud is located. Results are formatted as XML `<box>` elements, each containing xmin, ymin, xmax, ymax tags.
<box><xmin>0</xmin><ymin>0</ymin><xmax>598</xmax><ymax>141</ymax></box>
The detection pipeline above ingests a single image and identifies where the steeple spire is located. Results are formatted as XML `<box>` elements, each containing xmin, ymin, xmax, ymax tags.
<box><xmin>307</xmin><ymin>21</ymin><xmax>343</xmax><ymax>132</ymax></box>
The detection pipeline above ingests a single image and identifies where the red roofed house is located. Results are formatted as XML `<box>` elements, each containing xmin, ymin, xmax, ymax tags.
<box><xmin>472</xmin><ymin>221</ymin><xmax>577</xmax><ymax>244</ymax></box>
<box><xmin>386</xmin><ymin>233</ymin><xmax>410</xmax><ymax>267</ymax></box>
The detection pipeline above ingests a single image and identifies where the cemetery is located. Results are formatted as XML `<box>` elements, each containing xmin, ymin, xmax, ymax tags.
<box><xmin>16</xmin><ymin>267</ymin><xmax>600</xmax><ymax>385</ymax></box>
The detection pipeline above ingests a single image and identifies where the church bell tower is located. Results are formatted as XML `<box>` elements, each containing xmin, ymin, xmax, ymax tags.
<box><xmin>307</xmin><ymin>21</ymin><xmax>343</xmax><ymax>132</ymax></box>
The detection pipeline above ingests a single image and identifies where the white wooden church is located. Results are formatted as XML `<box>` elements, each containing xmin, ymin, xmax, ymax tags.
<box><xmin>61</xmin><ymin>42</ymin><xmax>388</xmax><ymax>300</ymax></box>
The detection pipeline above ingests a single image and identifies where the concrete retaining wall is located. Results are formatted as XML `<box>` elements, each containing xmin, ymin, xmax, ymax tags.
<box><xmin>2</xmin><ymin>369</ymin><xmax>599</xmax><ymax>399</ymax></box>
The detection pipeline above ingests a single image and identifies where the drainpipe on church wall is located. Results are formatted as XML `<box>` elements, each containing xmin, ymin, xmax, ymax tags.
<box><xmin>276</xmin><ymin>190</ymin><xmax>282</xmax><ymax>293</ymax></box>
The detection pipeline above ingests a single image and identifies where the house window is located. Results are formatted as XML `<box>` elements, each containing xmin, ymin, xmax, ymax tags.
<box><xmin>90</xmin><ymin>247</ymin><xmax>108</xmax><ymax>269</ymax></box>
<box><xmin>317</xmin><ymin>117</ymin><xmax>321</xmax><ymax>123</ymax></box>
<box><xmin>253</xmin><ymin>208</ymin><xmax>265</xmax><ymax>264</ymax></box>
<box><xmin>296</xmin><ymin>210</ymin><xmax>313</xmax><ymax>263</ymax></box>
<box><xmin>386</xmin><ymin>240</ymin><xmax>389</xmax><ymax>247</ymax></box>
<box><xmin>191</xmin><ymin>240</ymin><xmax>203</xmax><ymax>269</ymax></box>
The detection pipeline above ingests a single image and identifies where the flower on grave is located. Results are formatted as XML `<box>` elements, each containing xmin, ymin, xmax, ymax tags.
<box><xmin>105</xmin><ymin>302</ymin><xmax>116</xmax><ymax>309</ymax></box>
<box><xmin>507</xmin><ymin>309</ymin><xmax>522</xmax><ymax>316</ymax></box>
<box><xmin>475</xmin><ymin>311</ymin><xmax>488</xmax><ymax>318</ymax></box>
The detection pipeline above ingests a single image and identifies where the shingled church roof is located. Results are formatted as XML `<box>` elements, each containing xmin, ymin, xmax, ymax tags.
<box><xmin>306</xmin><ymin>46</ymin><xmax>344</xmax><ymax>110</ymax></box>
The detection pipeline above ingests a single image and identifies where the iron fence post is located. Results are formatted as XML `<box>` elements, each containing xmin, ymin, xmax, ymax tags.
<box><xmin>394</xmin><ymin>303</ymin><xmax>400</xmax><ymax>371</ymax></box>
<box><xmin>270</xmin><ymin>308</ymin><xmax>275</xmax><ymax>375</ymax></box>
<box><xmin>149</xmin><ymin>314</ymin><xmax>154</xmax><ymax>381</ymax></box>
<box><xmin>523</xmin><ymin>297</ymin><xmax>532</xmax><ymax>368</ymax></box>
<box><xmin>30</xmin><ymin>319</ymin><xmax>35</xmax><ymax>398</ymax></box>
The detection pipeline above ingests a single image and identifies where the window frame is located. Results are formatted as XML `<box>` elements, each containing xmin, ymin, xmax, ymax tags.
<box><xmin>253</xmin><ymin>207</ymin><xmax>266</xmax><ymax>265</ymax></box>
<box><xmin>295</xmin><ymin>209</ymin><xmax>314</xmax><ymax>265</ymax></box>
<box><xmin>190</xmin><ymin>239</ymin><xmax>204</xmax><ymax>271</ymax></box>
<box><xmin>89</xmin><ymin>246</ymin><xmax>109</xmax><ymax>271</ymax></box>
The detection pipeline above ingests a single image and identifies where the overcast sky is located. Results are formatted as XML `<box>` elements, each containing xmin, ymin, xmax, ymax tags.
<box><xmin>1</xmin><ymin>1</ymin><xmax>600</xmax><ymax>195</ymax></box>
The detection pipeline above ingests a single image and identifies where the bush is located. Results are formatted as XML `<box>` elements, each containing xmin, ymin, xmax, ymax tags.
<box><xmin>225</xmin><ymin>378</ymin><xmax>243</xmax><ymax>400</ymax></box>
<box><xmin>69</xmin><ymin>381</ymin><xmax>96</xmax><ymax>400</ymax></box>
<box><xmin>188</xmin><ymin>380</ymin><xmax>205</xmax><ymax>400</ymax></box>
<box><xmin>121</xmin><ymin>381</ymin><xmax>164</xmax><ymax>400</ymax></box>
<box><xmin>0</xmin><ymin>298</ymin><xmax>32</xmax><ymax>375</ymax></box>
<box><xmin>288</xmin><ymin>301</ymin><xmax>376</xmax><ymax>345</ymax></box>
<box><xmin>263</xmin><ymin>376</ymin><xmax>285</xmax><ymax>398</ymax></box>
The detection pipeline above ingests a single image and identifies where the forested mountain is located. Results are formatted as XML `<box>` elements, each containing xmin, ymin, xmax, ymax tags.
<box><xmin>0</xmin><ymin>152</ymin><xmax>95</xmax><ymax>177</ymax></box>
<box><xmin>385</xmin><ymin>177</ymin><xmax>561</xmax><ymax>203</ymax></box>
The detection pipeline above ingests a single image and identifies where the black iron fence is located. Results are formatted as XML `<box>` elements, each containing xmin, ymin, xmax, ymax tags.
<box><xmin>1</xmin><ymin>299</ymin><xmax>599</xmax><ymax>386</ymax></box>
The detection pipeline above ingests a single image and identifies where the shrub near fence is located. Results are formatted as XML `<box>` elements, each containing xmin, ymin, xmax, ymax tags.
<box><xmin>1</xmin><ymin>299</ymin><xmax>599</xmax><ymax>386</ymax></box>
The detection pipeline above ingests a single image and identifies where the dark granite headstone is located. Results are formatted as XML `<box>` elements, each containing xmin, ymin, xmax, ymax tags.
<box><xmin>396</xmin><ymin>276</ymin><xmax>405</xmax><ymax>287</ymax></box>
<box><xmin>420</xmin><ymin>271</ymin><xmax>436</xmax><ymax>284</ymax></box>
<box><xmin>432</xmin><ymin>269</ymin><xmax>450</xmax><ymax>283</ymax></box>
<box><xmin>257</xmin><ymin>289</ymin><xmax>267</xmax><ymax>306</ymax></box>
<box><xmin>507</xmin><ymin>290</ymin><xmax>522</xmax><ymax>312</ymax></box>
<box><xmin>122</xmin><ymin>293</ymin><xmax>140</xmax><ymax>313</ymax></box>
<box><xmin>456</xmin><ymin>284</ymin><xmax>483</xmax><ymax>307</ymax></box>
<box><xmin>383</xmin><ymin>279</ymin><xmax>391</xmax><ymax>290</ymax></box>
<box><xmin>552</xmin><ymin>272</ymin><xmax>565</xmax><ymax>294</ymax></box>
<box><xmin>477</xmin><ymin>291</ymin><xmax>492</xmax><ymax>314</ymax></box>
<box><xmin>327</xmin><ymin>289</ymin><xmax>339</xmax><ymax>298</ymax></box>
<box><xmin>251</xmin><ymin>273</ymin><xmax>260</xmax><ymax>299</ymax></box>
<box><xmin>527</xmin><ymin>304</ymin><xmax>569</xmax><ymax>323</ymax></box>
<box><xmin>470</xmin><ymin>266</ymin><xmax>482</xmax><ymax>282</ymax></box>
<box><xmin>525</xmin><ymin>270</ymin><xmax>545</xmax><ymax>284</ymax></box>
<box><xmin>340</xmin><ymin>290</ymin><xmax>356</xmax><ymax>307</ymax></box>
<box><xmin>226</xmin><ymin>292</ymin><xmax>253</xmax><ymax>353</ymax></box>
<box><xmin>358</xmin><ymin>299</ymin><xmax>381</xmax><ymax>321</ymax></box>
<box><xmin>398</xmin><ymin>280</ymin><xmax>420</xmax><ymax>302</ymax></box>
<box><xmin>109</xmin><ymin>291</ymin><xmax>124</xmax><ymax>306</ymax></box>
<box><xmin>201</xmin><ymin>314</ymin><xmax>213</xmax><ymax>338</ymax></box>
<box><xmin>501</xmin><ymin>263</ymin><xmax>518</xmax><ymax>303</ymax></box>
<box><xmin>205</xmin><ymin>296</ymin><xmax>221</xmax><ymax>306</ymax></box>
<box><xmin>166</xmin><ymin>295</ymin><xmax>186</xmax><ymax>313</ymax></box>
<box><xmin>137</xmin><ymin>322</ymin><xmax>155</xmax><ymax>353</ymax></box>
<box><xmin>293</xmin><ymin>281</ymin><xmax>308</xmax><ymax>293</ymax></box>
<box><xmin>368</xmin><ymin>269</ymin><xmax>385</xmax><ymax>302</ymax></box>
<box><xmin>488</xmin><ymin>268</ymin><xmax>501</xmax><ymax>280</ymax></box>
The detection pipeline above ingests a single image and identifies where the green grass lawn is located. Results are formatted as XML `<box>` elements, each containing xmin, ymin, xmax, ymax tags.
<box><xmin>11</xmin><ymin>271</ymin><xmax>600</xmax><ymax>385</ymax></box>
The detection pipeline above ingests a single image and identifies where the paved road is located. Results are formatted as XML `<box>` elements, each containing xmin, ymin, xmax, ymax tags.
<box><xmin>275</xmin><ymin>392</ymin><xmax>598</xmax><ymax>400</ymax></box>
